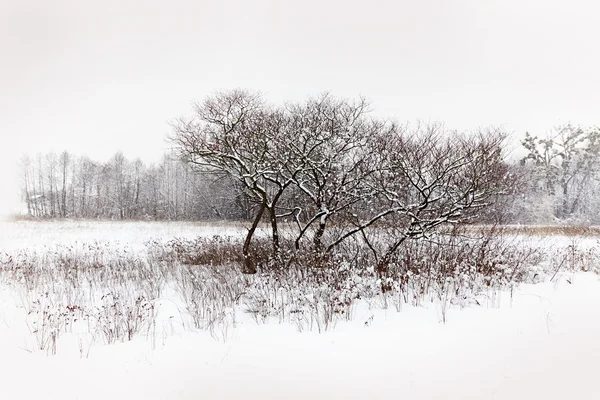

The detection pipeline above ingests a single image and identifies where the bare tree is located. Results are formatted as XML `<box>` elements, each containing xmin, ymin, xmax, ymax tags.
<box><xmin>362</xmin><ymin>125</ymin><xmax>509</xmax><ymax>273</ymax></box>
<box><xmin>170</xmin><ymin>90</ymin><xmax>285</xmax><ymax>273</ymax></box>
<box><xmin>46</xmin><ymin>153</ymin><xmax>58</xmax><ymax>217</ymax></box>
<box><xmin>36</xmin><ymin>153</ymin><xmax>47</xmax><ymax>217</ymax></box>
<box><xmin>20</xmin><ymin>156</ymin><xmax>32</xmax><ymax>216</ymax></box>
<box><xmin>59</xmin><ymin>151</ymin><xmax>70</xmax><ymax>218</ymax></box>
<box><xmin>282</xmin><ymin>94</ymin><xmax>384</xmax><ymax>252</ymax></box>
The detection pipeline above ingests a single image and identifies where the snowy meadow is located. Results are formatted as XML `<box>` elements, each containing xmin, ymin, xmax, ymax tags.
<box><xmin>7</xmin><ymin>0</ymin><xmax>600</xmax><ymax>395</ymax></box>
<box><xmin>0</xmin><ymin>220</ymin><xmax>600</xmax><ymax>399</ymax></box>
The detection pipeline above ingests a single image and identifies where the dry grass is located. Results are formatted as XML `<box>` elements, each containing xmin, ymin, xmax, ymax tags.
<box><xmin>467</xmin><ymin>225</ymin><xmax>600</xmax><ymax>237</ymax></box>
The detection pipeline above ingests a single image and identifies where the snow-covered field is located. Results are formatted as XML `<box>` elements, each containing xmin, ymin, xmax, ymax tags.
<box><xmin>1</xmin><ymin>220</ymin><xmax>600</xmax><ymax>399</ymax></box>
<box><xmin>0</xmin><ymin>219</ymin><xmax>247</xmax><ymax>252</ymax></box>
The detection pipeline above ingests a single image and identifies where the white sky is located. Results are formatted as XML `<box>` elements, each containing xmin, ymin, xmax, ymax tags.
<box><xmin>1</xmin><ymin>0</ymin><xmax>599</xmax><ymax>215</ymax></box>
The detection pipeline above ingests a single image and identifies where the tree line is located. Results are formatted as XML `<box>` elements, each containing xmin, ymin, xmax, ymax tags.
<box><xmin>19</xmin><ymin>151</ymin><xmax>251</xmax><ymax>221</ymax></box>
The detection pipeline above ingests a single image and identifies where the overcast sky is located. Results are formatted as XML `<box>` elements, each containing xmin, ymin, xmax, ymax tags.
<box><xmin>1</xmin><ymin>0</ymin><xmax>599</xmax><ymax>215</ymax></box>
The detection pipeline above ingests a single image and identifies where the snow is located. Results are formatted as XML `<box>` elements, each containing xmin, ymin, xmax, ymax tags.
<box><xmin>0</xmin><ymin>220</ymin><xmax>247</xmax><ymax>252</ymax></box>
<box><xmin>0</xmin><ymin>274</ymin><xmax>599</xmax><ymax>399</ymax></box>
<box><xmin>1</xmin><ymin>221</ymin><xmax>599</xmax><ymax>399</ymax></box>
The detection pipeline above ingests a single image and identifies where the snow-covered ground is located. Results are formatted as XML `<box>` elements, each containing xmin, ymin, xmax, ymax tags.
<box><xmin>0</xmin><ymin>219</ymin><xmax>247</xmax><ymax>252</ymax></box>
<box><xmin>1</xmin><ymin>220</ymin><xmax>599</xmax><ymax>399</ymax></box>
<box><xmin>0</xmin><ymin>275</ymin><xmax>599</xmax><ymax>399</ymax></box>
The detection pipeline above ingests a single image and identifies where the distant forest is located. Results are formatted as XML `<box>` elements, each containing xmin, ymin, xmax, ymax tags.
<box><xmin>19</xmin><ymin>152</ymin><xmax>251</xmax><ymax>221</ymax></box>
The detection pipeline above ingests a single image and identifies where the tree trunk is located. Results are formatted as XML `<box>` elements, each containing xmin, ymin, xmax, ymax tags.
<box><xmin>269</xmin><ymin>206</ymin><xmax>280</xmax><ymax>255</ymax></box>
<box><xmin>313</xmin><ymin>219</ymin><xmax>326</xmax><ymax>253</ymax></box>
<box><xmin>242</xmin><ymin>201</ymin><xmax>266</xmax><ymax>274</ymax></box>
<box><xmin>562</xmin><ymin>180</ymin><xmax>569</xmax><ymax>218</ymax></box>
<box><xmin>376</xmin><ymin>236</ymin><xmax>409</xmax><ymax>291</ymax></box>
<box><xmin>61</xmin><ymin>162</ymin><xmax>68</xmax><ymax>218</ymax></box>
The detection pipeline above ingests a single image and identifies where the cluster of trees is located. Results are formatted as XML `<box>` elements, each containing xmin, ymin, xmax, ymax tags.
<box><xmin>170</xmin><ymin>90</ymin><xmax>510</xmax><ymax>273</ymax></box>
<box><xmin>518</xmin><ymin>125</ymin><xmax>600</xmax><ymax>222</ymax></box>
<box><xmin>19</xmin><ymin>152</ymin><xmax>250</xmax><ymax>220</ymax></box>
